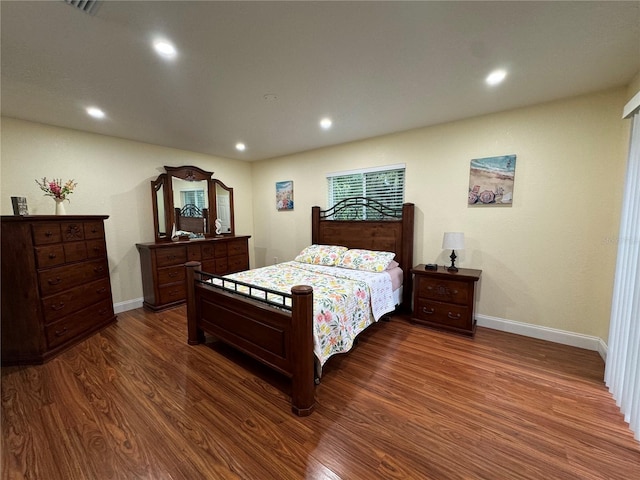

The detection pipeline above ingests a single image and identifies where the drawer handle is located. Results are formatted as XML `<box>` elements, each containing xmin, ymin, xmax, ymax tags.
<box><xmin>167</xmin><ymin>255</ymin><xmax>176</xmax><ymax>260</ymax></box>
<box><xmin>94</xmin><ymin>266</ymin><xmax>104</xmax><ymax>273</ymax></box>
<box><xmin>48</xmin><ymin>253</ymin><xmax>57</xmax><ymax>259</ymax></box>
<box><xmin>98</xmin><ymin>308</ymin><xmax>108</xmax><ymax>315</ymax></box>
<box><xmin>93</xmin><ymin>247</ymin><xmax>101</xmax><ymax>252</ymax></box>
<box><xmin>55</xmin><ymin>327</ymin><xmax>68</xmax><ymax>337</ymax></box>
<box><xmin>47</xmin><ymin>276</ymin><xmax>62</xmax><ymax>285</ymax></box>
<box><xmin>96</xmin><ymin>287</ymin><xmax>106</xmax><ymax>294</ymax></box>
<box><xmin>447</xmin><ymin>312</ymin><xmax>461</xmax><ymax>320</ymax></box>
<box><xmin>45</xmin><ymin>231</ymin><xmax>53</xmax><ymax>237</ymax></box>
<box><xmin>91</xmin><ymin>228</ymin><xmax>98</xmax><ymax>233</ymax></box>
<box><xmin>422</xmin><ymin>307</ymin><xmax>435</xmax><ymax>315</ymax></box>
<box><xmin>168</xmin><ymin>272</ymin><xmax>178</xmax><ymax>278</ymax></box>
<box><xmin>169</xmin><ymin>290</ymin><xmax>179</xmax><ymax>297</ymax></box>
<box><xmin>51</xmin><ymin>302</ymin><xmax>65</xmax><ymax>311</ymax></box>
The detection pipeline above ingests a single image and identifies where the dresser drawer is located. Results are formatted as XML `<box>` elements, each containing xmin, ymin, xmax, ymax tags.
<box><xmin>35</xmin><ymin>245</ymin><xmax>66</xmax><ymax>268</ymax></box>
<box><xmin>415</xmin><ymin>298</ymin><xmax>470</xmax><ymax>330</ymax></box>
<box><xmin>63</xmin><ymin>241</ymin><xmax>88</xmax><ymax>263</ymax></box>
<box><xmin>38</xmin><ymin>259</ymin><xmax>109</xmax><ymax>296</ymax></box>
<box><xmin>228</xmin><ymin>240</ymin><xmax>248</xmax><ymax>257</ymax></box>
<box><xmin>31</xmin><ymin>223</ymin><xmax>62</xmax><ymax>245</ymax></box>
<box><xmin>201</xmin><ymin>243</ymin><xmax>215</xmax><ymax>259</ymax></box>
<box><xmin>227</xmin><ymin>255</ymin><xmax>248</xmax><ymax>273</ymax></box>
<box><xmin>157</xmin><ymin>265</ymin><xmax>186</xmax><ymax>285</ymax></box>
<box><xmin>86</xmin><ymin>239</ymin><xmax>107</xmax><ymax>259</ymax></box>
<box><xmin>84</xmin><ymin>221</ymin><xmax>105</xmax><ymax>240</ymax></box>
<box><xmin>158</xmin><ymin>283</ymin><xmax>186</xmax><ymax>305</ymax></box>
<box><xmin>214</xmin><ymin>243</ymin><xmax>227</xmax><ymax>258</ymax></box>
<box><xmin>214</xmin><ymin>258</ymin><xmax>228</xmax><ymax>274</ymax></box>
<box><xmin>155</xmin><ymin>246</ymin><xmax>187</xmax><ymax>267</ymax></box>
<box><xmin>416</xmin><ymin>277</ymin><xmax>470</xmax><ymax>306</ymax></box>
<box><xmin>201</xmin><ymin>259</ymin><xmax>217</xmax><ymax>273</ymax></box>
<box><xmin>41</xmin><ymin>278</ymin><xmax>112</xmax><ymax>324</ymax></box>
<box><xmin>45</xmin><ymin>299</ymin><xmax>114</xmax><ymax>349</ymax></box>
<box><xmin>187</xmin><ymin>244</ymin><xmax>202</xmax><ymax>261</ymax></box>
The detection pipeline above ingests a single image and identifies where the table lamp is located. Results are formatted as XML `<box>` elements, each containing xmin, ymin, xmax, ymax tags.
<box><xmin>442</xmin><ymin>232</ymin><xmax>464</xmax><ymax>272</ymax></box>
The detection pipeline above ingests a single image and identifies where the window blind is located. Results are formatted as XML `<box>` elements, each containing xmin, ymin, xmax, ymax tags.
<box><xmin>327</xmin><ymin>165</ymin><xmax>405</xmax><ymax>219</ymax></box>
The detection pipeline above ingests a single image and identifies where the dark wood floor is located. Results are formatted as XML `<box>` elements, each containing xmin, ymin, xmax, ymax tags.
<box><xmin>2</xmin><ymin>306</ymin><xmax>639</xmax><ymax>479</ymax></box>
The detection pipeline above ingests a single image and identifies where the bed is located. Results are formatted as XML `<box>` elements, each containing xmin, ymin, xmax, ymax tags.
<box><xmin>175</xmin><ymin>204</ymin><xmax>208</xmax><ymax>234</ymax></box>
<box><xmin>185</xmin><ymin>197</ymin><xmax>414</xmax><ymax>416</ymax></box>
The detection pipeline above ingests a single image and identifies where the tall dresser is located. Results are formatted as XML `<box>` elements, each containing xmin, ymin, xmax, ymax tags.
<box><xmin>1</xmin><ymin>215</ymin><xmax>116</xmax><ymax>365</ymax></box>
<box><xmin>136</xmin><ymin>235</ymin><xmax>250</xmax><ymax>311</ymax></box>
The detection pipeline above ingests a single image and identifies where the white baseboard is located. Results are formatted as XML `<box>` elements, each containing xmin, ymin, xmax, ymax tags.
<box><xmin>476</xmin><ymin>314</ymin><xmax>608</xmax><ymax>362</ymax></box>
<box><xmin>108</xmin><ymin>302</ymin><xmax>610</xmax><ymax>362</ymax></box>
<box><xmin>114</xmin><ymin>297</ymin><xmax>144</xmax><ymax>314</ymax></box>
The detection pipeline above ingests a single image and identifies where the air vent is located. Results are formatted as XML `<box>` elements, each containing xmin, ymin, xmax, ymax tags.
<box><xmin>64</xmin><ymin>0</ymin><xmax>101</xmax><ymax>15</ymax></box>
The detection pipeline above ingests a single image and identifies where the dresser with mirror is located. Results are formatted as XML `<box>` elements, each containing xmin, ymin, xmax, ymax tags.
<box><xmin>136</xmin><ymin>165</ymin><xmax>250</xmax><ymax>311</ymax></box>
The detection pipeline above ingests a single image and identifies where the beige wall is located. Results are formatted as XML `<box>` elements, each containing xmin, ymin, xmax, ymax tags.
<box><xmin>0</xmin><ymin>118</ymin><xmax>254</xmax><ymax>306</ymax></box>
<box><xmin>0</xmin><ymin>86</ymin><xmax>630</xmax><ymax>342</ymax></box>
<box><xmin>251</xmin><ymin>88</ymin><xmax>629</xmax><ymax>341</ymax></box>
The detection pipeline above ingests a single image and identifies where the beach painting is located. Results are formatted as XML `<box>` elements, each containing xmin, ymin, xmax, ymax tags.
<box><xmin>276</xmin><ymin>180</ymin><xmax>294</xmax><ymax>210</ymax></box>
<box><xmin>468</xmin><ymin>154</ymin><xmax>517</xmax><ymax>206</ymax></box>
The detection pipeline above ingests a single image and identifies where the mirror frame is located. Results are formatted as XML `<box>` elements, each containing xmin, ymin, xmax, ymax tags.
<box><xmin>151</xmin><ymin>173</ymin><xmax>169</xmax><ymax>241</ymax></box>
<box><xmin>213</xmin><ymin>179</ymin><xmax>235</xmax><ymax>236</ymax></box>
<box><xmin>151</xmin><ymin>165</ymin><xmax>235</xmax><ymax>242</ymax></box>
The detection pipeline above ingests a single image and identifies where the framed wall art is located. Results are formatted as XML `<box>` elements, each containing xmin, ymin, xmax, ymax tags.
<box><xmin>276</xmin><ymin>180</ymin><xmax>294</xmax><ymax>210</ymax></box>
<box><xmin>468</xmin><ymin>154</ymin><xmax>516</xmax><ymax>206</ymax></box>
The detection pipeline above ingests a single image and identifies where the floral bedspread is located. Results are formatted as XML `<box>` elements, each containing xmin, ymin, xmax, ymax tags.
<box><xmin>221</xmin><ymin>261</ymin><xmax>396</xmax><ymax>366</ymax></box>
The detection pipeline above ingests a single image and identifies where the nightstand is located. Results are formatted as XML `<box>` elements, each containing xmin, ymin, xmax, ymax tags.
<box><xmin>411</xmin><ymin>265</ymin><xmax>482</xmax><ymax>336</ymax></box>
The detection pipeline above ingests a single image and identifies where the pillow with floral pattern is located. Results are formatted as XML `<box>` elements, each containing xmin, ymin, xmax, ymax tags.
<box><xmin>294</xmin><ymin>244</ymin><xmax>348</xmax><ymax>266</ymax></box>
<box><xmin>336</xmin><ymin>249</ymin><xmax>397</xmax><ymax>272</ymax></box>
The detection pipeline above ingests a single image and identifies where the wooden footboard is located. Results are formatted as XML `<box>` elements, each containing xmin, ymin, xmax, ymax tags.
<box><xmin>185</xmin><ymin>261</ymin><xmax>315</xmax><ymax>416</ymax></box>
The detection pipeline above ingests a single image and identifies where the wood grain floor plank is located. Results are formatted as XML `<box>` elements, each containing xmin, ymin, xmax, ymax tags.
<box><xmin>2</xmin><ymin>307</ymin><xmax>639</xmax><ymax>479</ymax></box>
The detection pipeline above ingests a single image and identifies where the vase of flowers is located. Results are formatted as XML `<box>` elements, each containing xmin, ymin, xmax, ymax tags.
<box><xmin>35</xmin><ymin>178</ymin><xmax>77</xmax><ymax>215</ymax></box>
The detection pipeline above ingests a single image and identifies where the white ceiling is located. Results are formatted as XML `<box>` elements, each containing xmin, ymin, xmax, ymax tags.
<box><xmin>2</xmin><ymin>1</ymin><xmax>639</xmax><ymax>161</ymax></box>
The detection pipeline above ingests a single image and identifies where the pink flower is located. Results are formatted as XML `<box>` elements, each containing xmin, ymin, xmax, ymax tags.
<box><xmin>36</xmin><ymin>177</ymin><xmax>77</xmax><ymax>201</ymax></box>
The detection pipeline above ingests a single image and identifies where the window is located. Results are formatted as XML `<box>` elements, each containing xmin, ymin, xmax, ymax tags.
<box><xmin>181</xmin><ymin>190</ymin><xmax>206</xmax><ymax>210</ymax></box>
<box><xmin>327</xmin><ymin>164</ymin><xmax>405</xmax><ymax>219</ymax></box>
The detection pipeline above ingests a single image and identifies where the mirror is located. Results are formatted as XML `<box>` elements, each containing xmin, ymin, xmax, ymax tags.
<box><xmin>150</xmin><ymin>165</ymin><xmax>235</xmax><ymax>242</ymax></box>
<box><xmin>151</xmin><ymin>174</ymin><xmax>168</xmax><ymax>240</ymax></box>
<box><xmin>214</xmin><ymin>180</ymin><xmax>234</xmax><ymax>235</ymax></box>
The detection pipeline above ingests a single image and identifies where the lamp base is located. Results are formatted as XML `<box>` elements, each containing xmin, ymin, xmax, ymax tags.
<box><xmin>448</xmin><ymin>249</ymin><xmax>458</xmax><ymax>272</ymax></box>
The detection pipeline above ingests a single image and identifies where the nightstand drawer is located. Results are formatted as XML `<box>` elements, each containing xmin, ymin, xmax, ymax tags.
<box><xmin>415</xmin><ymin>298</ymin><xmax>469</xmax><ymax>330</ymax></box>
<box><xmin>416</xmin><ymin>277</ymin><xmax>470</xmax><ymax>305</ymax></box>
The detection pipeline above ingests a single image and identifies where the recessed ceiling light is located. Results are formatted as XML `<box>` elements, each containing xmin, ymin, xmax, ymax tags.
<box><xmin>153</xmin><ymin>39</ymin><xmax>177</xmax><ymax>59</ymax></box>
<box><xmin>235</xmin><ymin>143</ymin><xmax>246</xmax><ymax>152</ymax></box>
<box><xmin>486</xmin><ymin>69</ymin><xmax>507</xmax><ymax>86</ymax></box>
<box><xmin>320</xmin><ymin>118</ymin><xmax>332</xmax><ymax>130</ymax></box>
<box><xmin>86</xmin><ymin>107</ymin><xmax>105</xmax><ymax>119</ymax></box>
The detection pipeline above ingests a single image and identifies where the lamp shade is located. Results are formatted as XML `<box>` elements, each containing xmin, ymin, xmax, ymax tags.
<box><xmin>442</xmin><ymin>232</ymin><xmax>465</xmax><ymax>250</ymax></box>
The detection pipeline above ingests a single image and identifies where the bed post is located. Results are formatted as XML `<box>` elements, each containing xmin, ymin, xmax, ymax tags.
<box><xmin>311</xmin><ymin>206</ymin><xmax>320</xmax><ymax>244</ymax></box>
<box><xmin>290</xmin><ymin>284</ymin><xmax>315</xmax><ymax>416</ymax></box>
<box><xmin>185</xmin><ymin>261</ymin><xmax>202</xmax><ymax>345</ymax></box>
<box><xmin>401</xmin><ymin>203</ymin><xmax>415</xmax><ymax>311</ymax></box>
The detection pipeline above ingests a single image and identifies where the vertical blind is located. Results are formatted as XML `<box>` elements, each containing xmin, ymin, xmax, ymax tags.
<box><xmin>604</xmin><ymin>110</ymin><xmax>640</xmax><ymax>441</ymax></box>
<box><xmin>327</xmin><ymin>165</ymin><xmax>405</xmax><ymax>219</ymax></box>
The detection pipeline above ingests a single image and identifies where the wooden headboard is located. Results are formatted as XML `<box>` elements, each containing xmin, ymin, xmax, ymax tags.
<box><xmin>175</xmin><ymin>205</ymin><xmax>208</xmax><ymax>233</ymax></box>
<box><xmin>311</xmin><ymin>197</ymin><xmax>415</xmax><ymax>310</ymax></box>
